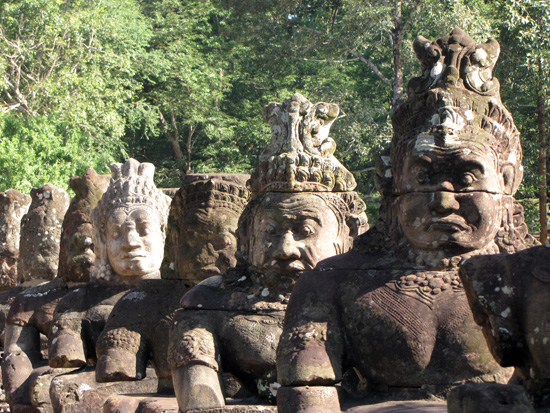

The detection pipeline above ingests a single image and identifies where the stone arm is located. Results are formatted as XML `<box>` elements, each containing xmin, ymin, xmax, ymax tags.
<box><xmin>276</xmin><ymin>272</ymin><xmax>344</xmax><ymax>413</ymax></box>
<box><xmin>95</xmin><ymin>294</ymin><xmax>148</xmax><ymax>383</ymax></box>
<box><xmin>48</xmin><ymin>293</ymin><xmax>87</xmax><ymax>368</ymax></box>
<box><xmin>2</xmin><ymin>323</ymin><xmax>42</xmax><ymax>407</ymax></box>
<box><xmin>460</xmin><ymin>253</ymin><xmax>525</xmax><ymax>368</ymax></box>
<box><xmin>168</xmin><ymin>308</ymin><xmax>225</xmax><ymax>411</ymax></box>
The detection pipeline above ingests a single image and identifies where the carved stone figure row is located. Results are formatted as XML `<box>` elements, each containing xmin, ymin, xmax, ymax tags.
<box><xmin>0</xmin><ymin>27</ymin><xmax>543</xmax><ymax>413</ymax></box>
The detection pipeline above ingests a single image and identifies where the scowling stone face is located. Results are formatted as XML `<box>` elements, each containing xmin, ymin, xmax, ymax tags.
<box><xmin>106</xmin><ymin>206</ymin><xmax>164</xmax><ymax>277</ymax></box>
<box><xmin>248</xmin><ymin>193</ymin><xmax>340</xmax><ymax>274</ymax></box>
<box><xmin>177</xmin><ymin>207</ymin><xmax>240</xmax><ymax>278</ymax></box>
<box><xmin>396</xmin><ymin>144</ymin><xmax>504</xmax><ymax>253</ymax></box>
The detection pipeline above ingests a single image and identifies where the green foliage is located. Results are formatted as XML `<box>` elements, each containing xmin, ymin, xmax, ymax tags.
<box><xmin>0</xmin><ymin>0</ymin><xmax>544</xmax><ymax>227</ymax></box>
<box><xmin>0</xmin><ymin>113</ymin><xmax>113</xmax><ymax>193</ymax></box>
<box><xmin>0</xmin><ymin>0</ymin><xmax>150</xmax><ymax>191</ymax></box>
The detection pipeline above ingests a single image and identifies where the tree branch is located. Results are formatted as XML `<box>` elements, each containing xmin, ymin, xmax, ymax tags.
<box><xmin>347</xmin><ymin>49</ymin><xmax>392</xmax><ymax>87</ymax></box>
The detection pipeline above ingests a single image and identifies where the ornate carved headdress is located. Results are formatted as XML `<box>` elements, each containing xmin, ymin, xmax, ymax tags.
<box><xmin>248</xmin><ymin>93</ymin><xmax>357</xmax><ymax>193</ymax></box>
<box><xmin>181</xmin><ymin>174</ymin><xmax>250</xmax><ymax>213</ymax></box>
<box><xmin>92</xmin><ymin>158</ymin><xmax>171</xmax><ymax>281</ymax></box>
<box><xmin>240</xmin><ymin>93</ymin><xmax>368</xmax><ymax>261</ymax></box>
<box><xmin>383</xmin><ymin>28</ymin><xmax>522</xmax><ymax>196</ymax></box>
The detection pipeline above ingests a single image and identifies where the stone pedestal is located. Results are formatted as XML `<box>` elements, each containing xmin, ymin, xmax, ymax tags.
<box><xmin>49</xmin><ymin>367</ymin><xmax>158</xmax><ymax>413</ymax></box>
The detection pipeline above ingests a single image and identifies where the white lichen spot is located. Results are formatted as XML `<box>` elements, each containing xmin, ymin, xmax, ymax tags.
<box><xmin>197</xmin><ymin>304</ymin><xmax>203</xmax><ymax>308</ymax></box>
<box><xmin>122</xmin><ymin>291</ymin><xmax>147</xmax><ymax>302</ymax></box>
<box><xmin>430</xmin><ymin>61</ymin><xmax>444</xmax><ymax>78</ymax></box>
<box><xmin>77</xmin><ymin>383</ymin><xmax>92</xmax><ymax>398</ymax></box>
<box><xmin>543</xmin><ymin>337</ymin><xmax>549</xmax><ymax>345</ymax></box>
<box><xmin>237</xmin><ymin>276</ymin><xmax>247</xmax><ymax>282</ymax></box>
<box><xmin>169</xmin><ymin>262</ymin><xmax>175</xmax><ymax>270</ymax></box>
<box><xmin>261</xmin><ymin>288</ymin><xmax>270</xmax><ymax>297</ymax></box>
<box><xmin>443</xmin><ymin>134</ymin><xmax>460</xmax><ymax>147</ymax></box>
<box><xmin>384</xmin><ymin>169</ymin><xmax>393</xmax><ymax>178</ymax></box>
<box><xmin>500</xmin><ymin>307</ymin><xmax>511</xmax><ymax>318</ymax></box>
<box><xmin>501</xmin><ymin>286</ymin><xmax>514</xmax><ymax>296</ymax></box>
<box><xmin>381</xmin><ymin>156</ymin><xmax>391</xmax><ymax>166</ymax></box>
<box><xmin>431</xmin><ymin>114</ymin><xmax>441</xmax><ymax>125</ymax></box>
<box><xmin>247</xmin><ymin>294</ymin><xmax>255</xmax><ymax>300</ymax></box>
<box><xmin>415</xmin><ymin>133</ymin><xmax>435</xmax><ymax>152</ymax></box>
<box><xmin>269</xmin><ymin>382</ymin><xmax>281</xmax><ymax>397</ymax></box>
<box><xmin>535</xmin><ymin>327</ymin><xmax>540</xmax><ymax>333</ymax></box>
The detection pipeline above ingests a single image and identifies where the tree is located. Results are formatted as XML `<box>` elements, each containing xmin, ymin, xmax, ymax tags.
<box><xmin>495</xmin><ymin>0</ymin><xmax>550</xmax><ymax>243</ymax></box>
<box><xmin>215</xmin><ymin>0</ymin><xmax>499</xmax><ymax>194</ymax></box>
<box><xmin>0</xmin><ymin>0</ymin><xmax>151</xmax><ymax>192</ymax></box>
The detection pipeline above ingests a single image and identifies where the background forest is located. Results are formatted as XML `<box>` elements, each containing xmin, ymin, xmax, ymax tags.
<box><xmin>0</xmin><ymin>0</ymin><xmax>548</xmax><ymax>239</ymax></box>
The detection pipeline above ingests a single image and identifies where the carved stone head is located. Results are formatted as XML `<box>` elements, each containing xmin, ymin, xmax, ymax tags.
<box><xmin>92</xmin><ymin>159</ymin><xmax>171</xmax><ymax>283</ymax></box>
<box><xmin>374</xmin><ymin>28</ymin><xmax>532</xmax><ymax>264</ymax></box>
<box><xmin>17</xmin><ymin>184</ymin><xmax>70</xmax><ymax>284</ymax></box>
<box><xmin>241</xmin><ymin>93</ymin><xmax>368</xmax><ymax>289</ymax></box>
<box><xmin>162</xmin><ymin>173</ymin><xmax>249</xmax><ymax>282</ymax></box>
<box><xmin>58</xmin><ymin>169</ymin><xmax>110</xmax><ymax>283</ymax></box>
<box><xmin>0</xmin><ymin>189</ymin><xmax>31</xmax><ymax>290</ymax></box>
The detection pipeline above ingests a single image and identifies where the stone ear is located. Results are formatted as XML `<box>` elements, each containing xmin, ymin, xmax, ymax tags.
<box><xmin>501</xmin><ymin>163</ymin><xmax>517</xmax><ymax>195</ymax></box>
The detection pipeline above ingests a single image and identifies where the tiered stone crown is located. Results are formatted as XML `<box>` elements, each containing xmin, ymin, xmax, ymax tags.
<box><xmin>248</xmin><ymin>93</ymin><xmax>356</xmax><ymax>193</ymax></box>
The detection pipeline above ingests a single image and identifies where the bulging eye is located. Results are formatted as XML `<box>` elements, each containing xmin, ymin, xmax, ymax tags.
<box><xmin>265</xmin><ymin>224</ymin><xmax>276</xmax><ymax>235</ymax></box>
<box><xmin>300</xmin><ymin>225</ymin><xmax>315</xmax><ymax>237</ymax></box>
<box><xmin>460</xmin><ymin>172</ymin><xmax>475</xmax><ymax>186</ymax></box>
<box><xmin>416</xmin><ymin>169</ymin><xmax>428</xmax><ymax>185</ymax></box>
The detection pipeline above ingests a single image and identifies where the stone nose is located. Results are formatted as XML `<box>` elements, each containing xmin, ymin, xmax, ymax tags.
<box><xmin>429</xmin><ymin>191</ymin><xmax>460</xmax><ymax>213</ymax></box>
<box><xmin>272</xmin><ymin>231</ymin><xmax>300</xmax><ymax>260</ymax></box>
<box><xmin>121</xmin><ymin>228</ymin><xmax>141</xmax><ymax>249</ymax></box>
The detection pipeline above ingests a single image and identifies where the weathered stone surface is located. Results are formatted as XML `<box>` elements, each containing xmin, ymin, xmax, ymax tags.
<box><xmin>460</xmin><ymin>245</ymin><xmax>550</xmax><ymax>407</ymax></box>
<box><xmin>343</xmin><ymin>400</ymin><xmax>447</xmax><ymax>412</ymax></box>
<box><xmin>162</xmin><ymin>174</ymin><xmax>250</xmax><ymax>281</ymax></box>
<box><xmin>49</xmin><ymin>367</ymin><xmax>158</xmax><ymax>413</ymax></box>
<box><xmin>447</xmin><ymin>383</ymin><xmax>535</xmax><ymax>413</ymax></box>
<box><xmin>46</xmin><ymin>160</ymin><xmax>169</xmax><ymax>408</ymax></box>
<box><xmin>276</xmin><ymin>28</ymin><xmax>535</xmax><ymax>411</ymax></box>
<box><xmin>0</xmin><ymin>189</ymin><xmax>31</xmax><ymax>291</ymax></box>
<box><xmin>169</xmin><ymin>93</ymin><xmax>368</xmax><ymax>412</ymax></box>
<box><xmin>277</xmin><ymin>386</ymin><xmax>340</xmax><ymax>413</ymax></box>
<box><xmin>1</xmin><ymin>169</ymin><xmax>109</xmax><ymax>412</ymax></box>
<box><xmin>18</xmin><ymin>184</ymin><xmax>70</xmax><ymax>284</ymax></box>
<box><xmin>95</xmin><ymin>174</ymin><xmax>249</xmax><ymax>396</ymax></box>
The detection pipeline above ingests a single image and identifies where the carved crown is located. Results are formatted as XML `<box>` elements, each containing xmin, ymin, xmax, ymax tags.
<box><xmin>386</xmin><ymin>28</ymin><xmax>522</xmax><ymax>195</ymax></box>
<box><xmin>181</xmin><ymin>173</ymin><xmax>250</xmax><ymax>213</ymax></box>
<box><xmin>248</xmin><ymin>93</ymin><xmax>356</xmax><ymax>193</ymax></box>
<box><xmin>94</xmin><ymin>158</ymin><xmax>171</xmax><ymax>222</ymax></box>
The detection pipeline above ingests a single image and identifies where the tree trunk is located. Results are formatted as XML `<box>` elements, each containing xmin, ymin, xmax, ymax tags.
<box><xmin>390</xmin><ymin>2</ymin><xmax>404</xmax><ymax>108</ymax></box>
<box><xmin>159</xmin><ymin>110</ymin><xmax>185</xmax><ymax>161</ymax></box>
<box><xmin>538</xmin><ymin>58</ymin><xmax>548</xmax><ymax>243</ymax></box>
<box><xmin>186</xmin><ymin>125</ymin><xmax>195</xmax><ymax>174</ymax></box>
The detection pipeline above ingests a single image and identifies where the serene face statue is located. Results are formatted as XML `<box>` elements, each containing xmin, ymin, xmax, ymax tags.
<box><xmin>106</xmin><ymin>206</ymin><xmax>164</xmax><ymax>276</ymax></box>
<box><xmin>396</xmin><ymin>145</ymin><xmax>503</xmax><ymax>252</ymax></box>
<box><xmin>249</xmin><ymin>193</ymin><xmax>340</xmax><ymax>273</ymax></box>
<box><xmin>177</xmin><ymin>207</ymin><xmax>240</xmax><ymax>278</ymax></box>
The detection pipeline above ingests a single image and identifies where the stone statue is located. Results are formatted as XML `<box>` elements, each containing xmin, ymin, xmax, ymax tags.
<box><xmin>0</xmin><ymin>190</ymin><xmax>31</xmax><ymax>291</ymax></box>
<box><xmin>47</xmin><ymin>159</ymin><xmax>171</xmax><ymax>370</ymax></box>
<box><xmin>276</xmin><ymin>28</ymin><xmax>537</xmax><ymax>412</ymax></box>
<box><xmin>17</xmin><ymin>184</ymin><xmax>70</xmax><ymax>285</ymax></box>
<box><xmin>168</xmin><ymin>93</ymin><xmax>368</xmax><ymax>412</ymax></box>
<box><xmin>0</xmin><ymin>184</ymin><xmax>69</xmax><ymax>346</ymax></box>
<box><xmin>458</xmin><ymin>245</ymin><xmax>550</xmax><ymax>408</ymax></box>
<box><xmin>1</xmin><ymin>169</ymin><xmax>109</xmax><ymax>412</ymax></box>
<box><xmin>95</xmin><ymin>173</ymin><xmax>249</xmax><ymax>396</ymax></box>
